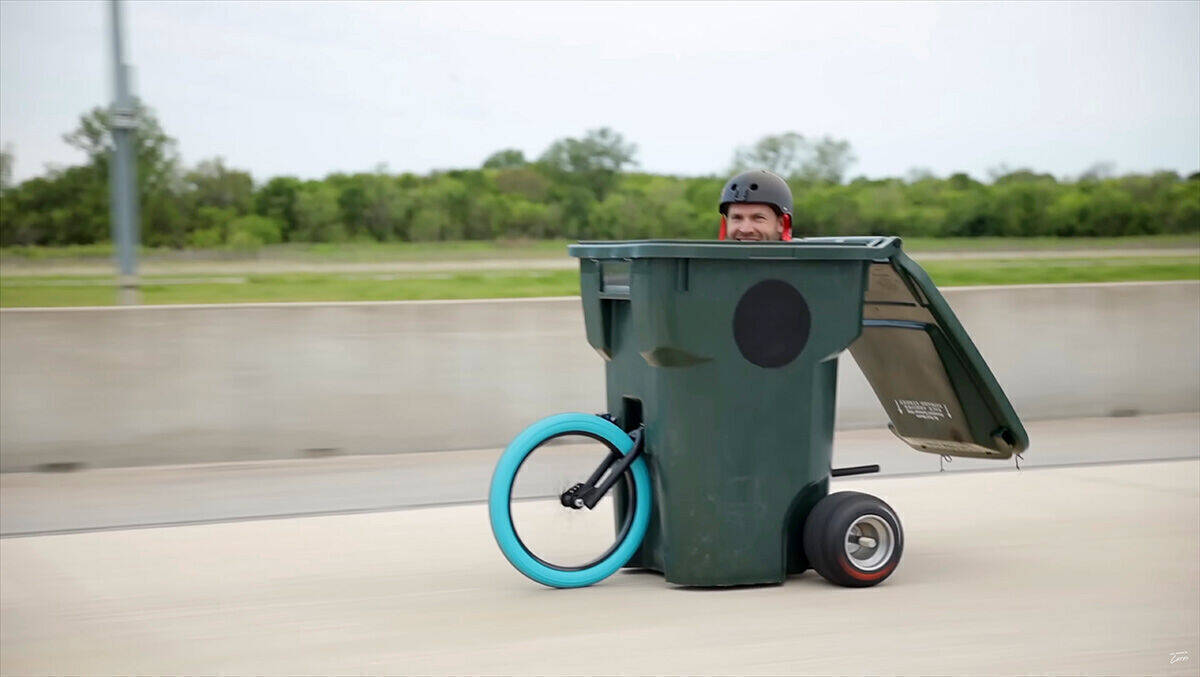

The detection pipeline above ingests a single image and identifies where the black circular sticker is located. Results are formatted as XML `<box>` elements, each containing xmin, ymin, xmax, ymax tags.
<box><xmin>732</xmin><ymin>279</ymin><xmax>811</xmax><ymax>368</ymax></box>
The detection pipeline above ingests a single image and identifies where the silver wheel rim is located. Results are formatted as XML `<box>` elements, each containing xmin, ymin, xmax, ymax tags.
<box><xmin>843</xmin><ymin>514</ymin><xmax>895</xmax><ymax>571</ymax></box>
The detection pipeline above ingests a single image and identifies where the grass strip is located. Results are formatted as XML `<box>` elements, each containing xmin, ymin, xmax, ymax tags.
<box><xmin>2</xmin><ymin>257</ymin><xmax>1196</xmax><ymax>308</ymax></box>
<box><xmin>2</xmin><ymin>234</ymin><xmax>1197</xmax><ymax>266</ymax></box>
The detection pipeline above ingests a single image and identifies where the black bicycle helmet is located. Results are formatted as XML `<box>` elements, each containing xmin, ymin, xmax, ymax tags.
<box><xmin>718</xmin><ymin>169</ymin><xmax>793</xmax><ymax>217</ymax></box>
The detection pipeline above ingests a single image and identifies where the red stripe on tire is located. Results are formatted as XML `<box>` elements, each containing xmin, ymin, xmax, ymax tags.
<box><xmin>839</xmin><ymin>555</ymin><xmax>897</xmax><ymax>581</ymax></box>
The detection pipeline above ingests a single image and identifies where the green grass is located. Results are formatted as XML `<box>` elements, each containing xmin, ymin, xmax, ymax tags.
<box><xmin>0</xmin><ymin>242</ymin><xmax>123</xmax><ymax>261</ymax></box>
<box><xmin>0</xmin><ymin>270</ymin><xmax>582</xmax><ymax>307</ymax></box>
<box><xmin>921</xmin><ymin>256</ymin><xmax>1199</xmax><ymax>286</ymax></box>
<box><xmin>2</xmin><ymin>234</ymin><xmax>1196</xmax><ymax>266</ymax></box>
<box><xmin>2</xmin><ymin>256</ymin><xmax>1196</xmax><ymax>308</ymax></box>
<box><xmin>0</xmin><ymin>239</ymin><xmax>576</xmax><ymax>264</ymax></box>
<box><xmin>898</xmin><ymin>234</ymin><xmax>1198</xmax><ymax>251</ymax></box>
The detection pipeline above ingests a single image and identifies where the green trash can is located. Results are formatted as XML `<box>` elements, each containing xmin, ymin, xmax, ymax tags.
<box><xmin>488</xmin><ymin>236</ymin><xmax>1027</xmax><ymax>589</ymax></box>
<box><xmin>567</xmin><ymin>237</ymin><xmax>1027</xmax><ymax>587</ymax></box>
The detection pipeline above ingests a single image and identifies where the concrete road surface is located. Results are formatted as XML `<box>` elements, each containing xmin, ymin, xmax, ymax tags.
<box><xmin>3</xmin><ymin>457</ymin><xmax>1198</xmax><ymax>674</ymax></box>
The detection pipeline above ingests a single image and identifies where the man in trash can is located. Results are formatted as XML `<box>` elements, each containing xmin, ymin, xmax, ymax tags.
<box><xmin>718</xmin><ymin>169</ymin><xmax>794</xmax><ymax>241</ymax></box>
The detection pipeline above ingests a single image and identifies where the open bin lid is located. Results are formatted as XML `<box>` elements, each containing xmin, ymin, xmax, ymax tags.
<box><xmin>818</xmin><ymin>237</ymin><xmax>1029</xmax><ymax>459</ymax></box>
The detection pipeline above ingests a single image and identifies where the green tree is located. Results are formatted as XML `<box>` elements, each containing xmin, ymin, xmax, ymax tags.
<box><xmin>0</xmin><ymin>165</ymin><xmax>107</xmax><ymax>246</ymax></box>
<box><xmin>358</xmin><ymin>175</ymin><xmax>414</xmax><ymax>241</ymax></box>
<box><xmin>227</xmin><ymin>214</ymin><xmax>283</xmax><ymax>249</ymax></box>
<box><xmin>64</xmin><ymin>101</ymin><xmax>179</xmax><ymax>197</ymax></box>
<box><xmin>185</xmin><ymin>158</ymin><xmax>253</xmax><ymax>213</ymax></box>
<box><xmin>186</xmin><ymin>205</ymin><xmax>237</xmax><ymax>247</ymax></box>
<box><xmin>292</xmin><ymin>183</ymin><xmax>345</xmax><ymax>242</ymax></box>
<box><xmin>802</xmin><ymin>136</ymin><xmax>856</xmax><ymax>184</ymax></box>
<box><xmin>538</xmin><ymin>127</ymin><xmax>637</xmax><ymax>199</ymax></box>
<box><xmin>730</xmin><ymin>132</ymin><xmax>856</xmax><ymax>184</ymax></box>
<box><xmin>6</xmin><ymin>112</ymin><xmax>1199</xmax><ymax>248</ymax></box>
<box><xmin>1167</xmin><ymin>180</ymin><xmax>1200</xmax><ymax>233</ymax></box>
<box><xmin>63</xmin><ymin>101</ymin><xmax>187</xmax><ymax>246</ymax></box>
<box><xmin>497</xmin><ymin>198</ymin><xmax>559</xmax><ymax>239</ymax></box>
<box><xmin>730</xmin><ymin>132</ymin><xmax>808</xmax><ymax>177</ymax></box>
<box><xmin>0</xmin><ymin>144</ymin><xmax>12</xmax><ymax>195</ymax></box>
<box><xmin>482</xmin><ymin>148</ymin><xmax>527</xmax><ymax>169</ymax></box>
<box><xmin>255</xmin><ymin>176</ymin><xmax>302</xmax><ymax>239</ymax></box>
<box><xmin>411</xmin><ymin>176</ymin><xmax>470</xmax><ymax>240</ymax></box>
<box><xmin>493</xmin><ymin>166</ymin><xmax>550</xmax><ymax>201</ymax></box>
<box><xmin>409</xmin><ymin>207</ymin><xmax>450</xmax><ymax>241</ymax></box>
<box><xmin>553</xmin><ymin>184</ymin><xmax>597</xmax><ymax>238</ymax></box>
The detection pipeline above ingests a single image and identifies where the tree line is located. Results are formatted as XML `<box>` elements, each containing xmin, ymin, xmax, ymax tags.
<box><xmin>0</xmin><ymin>103</ymin><xmax>1196</xmax><ymax>248</ymax></box>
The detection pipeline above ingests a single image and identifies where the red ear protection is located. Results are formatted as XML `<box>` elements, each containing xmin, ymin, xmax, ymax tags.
<box><xmin>719</xmin><ymin>216</ymin><xmax>728</xmax><ymax>240</ymax></box>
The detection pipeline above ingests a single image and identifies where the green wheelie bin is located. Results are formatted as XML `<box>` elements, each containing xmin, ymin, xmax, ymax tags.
<box><xmin>488</xmin><ymin>236</ymin><xmax>1028</xmax><ymax>588</ymax></box>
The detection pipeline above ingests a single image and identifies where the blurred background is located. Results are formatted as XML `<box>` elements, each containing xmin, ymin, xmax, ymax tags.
<box><xmin>0</xmin><ymin>2</ymin><xmax>1198</xmax><ymax>674</ymax></box>
<box><xmin>0</xmin><ymin>1</ymin><xmax>1197</xmax><ymax>306</ymax></box>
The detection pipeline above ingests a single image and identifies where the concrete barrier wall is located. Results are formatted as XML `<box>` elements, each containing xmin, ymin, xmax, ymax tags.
<box><xmin>2</xmin><ymin>281</ymin><xmax>1197</xmax><ymax>471</ymax></box>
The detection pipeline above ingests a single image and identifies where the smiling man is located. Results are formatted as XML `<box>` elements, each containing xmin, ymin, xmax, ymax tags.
<box><xmin>718</xmin><ymin>169</ymin><xmax>794</xmax><ymax>241</ymax></box>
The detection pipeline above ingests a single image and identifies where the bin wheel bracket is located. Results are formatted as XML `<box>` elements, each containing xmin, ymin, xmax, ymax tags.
<box><xmin>560</xmin><ymin>424</ymin><xmax>645</xmax><ymax>511</ymax></box>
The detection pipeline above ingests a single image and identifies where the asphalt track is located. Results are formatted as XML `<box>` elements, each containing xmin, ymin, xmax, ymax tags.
<box><xmin>2</xmin><ymin>415</ymin><xmax>1198</xmax><ymax>675</ymax></box>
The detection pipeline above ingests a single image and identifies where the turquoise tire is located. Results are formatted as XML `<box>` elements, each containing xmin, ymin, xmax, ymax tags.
<box><xmin>488</xmin><ymin>413</ymin><xmax>652</xmax><ymax>588</ymax></box>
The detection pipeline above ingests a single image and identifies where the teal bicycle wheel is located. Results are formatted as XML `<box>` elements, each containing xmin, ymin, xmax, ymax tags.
<box><xmin>488</xmin><ymin>413</ymin><xmax>651</xmax><ymax>588</ymax></box>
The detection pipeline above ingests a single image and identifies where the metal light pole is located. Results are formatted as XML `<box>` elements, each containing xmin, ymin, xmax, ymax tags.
<box><xmin>109</xmin><ymin>0</ymin><xmax>139</xmax><ymax>304</ymax></box>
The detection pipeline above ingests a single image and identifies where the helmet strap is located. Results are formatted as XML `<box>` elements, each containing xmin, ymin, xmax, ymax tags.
<box><xmin>719</xmin><ymin>216</ymin><xmax>727</xmax><ymax>240</ymax></box>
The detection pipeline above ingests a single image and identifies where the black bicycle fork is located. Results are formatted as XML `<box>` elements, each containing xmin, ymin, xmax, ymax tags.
<box><xmin>560</xmin><ymin>425</ymin><xmax>645</xmax><ymax>511</ymax></box>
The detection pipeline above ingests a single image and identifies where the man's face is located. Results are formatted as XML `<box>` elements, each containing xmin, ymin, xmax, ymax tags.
<box><xmin>725</xmin><ymin>203</ymin><xmax>784</xmax><ymax>241</ymax></box>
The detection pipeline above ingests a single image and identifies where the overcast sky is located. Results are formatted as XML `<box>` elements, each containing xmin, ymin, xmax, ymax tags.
<box><xmin>2</xmin><ymin>1</ymin><xmax>1197</xmax><ymax>183</ymax></box>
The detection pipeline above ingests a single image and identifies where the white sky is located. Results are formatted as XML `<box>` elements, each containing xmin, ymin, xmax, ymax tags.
<box><xmin>2</xmin><ymin>1</ymin><xmax>1198</xmax><ymax>183</ymax></box>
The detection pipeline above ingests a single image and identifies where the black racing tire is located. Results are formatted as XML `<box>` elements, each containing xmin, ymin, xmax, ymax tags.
<box><xmin>803</xmin><ymin>491</ymin><xmax>903</xmax><ymax>588</ymax></box>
